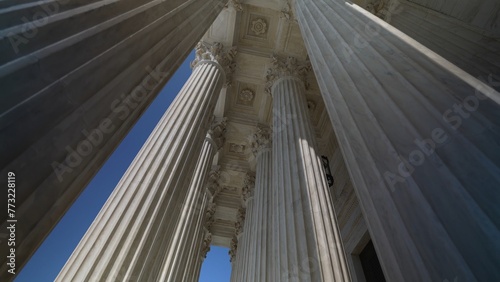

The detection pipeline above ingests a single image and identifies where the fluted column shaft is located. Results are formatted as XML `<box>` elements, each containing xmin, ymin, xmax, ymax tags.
<box><xmin>55</xmin><ymin>57</ymin><xmax>225</xmax><ymax>281</ymax></box>
<box><xmin>235</xmin><ymin>206</ymin><xmax>251</xmax><ymax>282</ymax></box>
<box><xmin>182</xmin><ymin>123</ymin><xmax>227</xmax><ymax>281</ymax></box>
<box><xmin>295</xmin><ymin>0</ymin><xmax>500</xmax><ymax>281</ymax></box>
<box><xmin>231</xmin><ymin>205</ymin><xmax>248</xmax><ymax>282</ymax></box>
<box><xmin>234</xmin><ymin>126</ymin><xmax>273</xmax><ymax>281</ymax></box>
<box><xmin>371</xmin><ymin>0</ymin><xmax>500</xmax><ymax>90</ymax></box>
<box><xmin>181</xmin><ymin>191</ymin><xmax>210</xmax><ymax>282</ymax></box>
<box><xmin>239</xmin><ymin>128</ymin><xmax>273</xmax><ymax>281</ymax></box>
<box><xmin>157</xmin><ymin>123</ymin><xmax>225</xmax><ymax>281</ymax></box>
<box><xmin>0</xmin><ymin>0</ymin><xmax>228</xmax><ymax>278</ymax></box>
<box><xmin>191</xmin><ymin>223</ymin><xmax>210</xmax><ymax>281</ymax></box>
<box><xmin>272</xmin><ymin>76</ymin><xmax>350</xmax><ymax>282</ymax></box>
<box><xmin>234</xmin><ymin>173</ymin><xmax>256</xmax><ymax>281</ymax></box>
<box><xmin>230</xmin><ymin>262</ymin><xmax>237</xmax><ymax>282</ymax></box>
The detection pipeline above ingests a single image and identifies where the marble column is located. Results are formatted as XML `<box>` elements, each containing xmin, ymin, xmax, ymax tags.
<box><xmin>239</xmin><ymin>125</ymin><xmax>273</xmax><ymax>281</ymax></box>
<box><xmin>229</xmin><ymin>238</ymin><xmax>238</xmax><ymax>282</ymax></box>
<box><xmin>182</xmin><ymin>192</ymin><xmax>211</xmax><ymax>282</ymax></box>
<box><xmin>0</xmin><ymin>0</ymin><xmax>228</xmax><ymax>277</ymax></box>
<box><xmin>268</xmin><ymin>55</ymin><xmax>351</xmax><ymax>282</ymax></box>
<box><xmin>233</xmin><ymin>173</ymin><xmax>256</xmax><ymax>282</ymax></box>
<box><xmin>366</xmin><ymin>0</ymin><xmax>500</xmax><ymax>90</ymax></box>
<box><xmin>154</xmin><ymin>118</ymin><xmax>226</xmax><ymax>281</ymax></box>
<box><xmin>230</xmin><ymin>205</ymin><xmax>248</xmax><ymax>282</ymax></box>
<box><xmin>195</xmin><ymin>225</ymin><xmax>213</xmax><ymax>280</ymax></box>
<box><xmin>187</xmin><ymin>162</ymin><xmax>225</xmax><ymax>281</ymax></box>
<box><xmin>294</xmin><ymin>0</ymin><xmax>500</xmax><ymax>281</ymax></box>
<box><xmin>55</xmin><ymin>42</ymin><xmax>234</xmax><ymax>281</ymax></box>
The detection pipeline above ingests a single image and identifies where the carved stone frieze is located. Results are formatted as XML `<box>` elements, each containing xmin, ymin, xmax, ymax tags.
<box><xmin>206</xmin><ymin>166</ymin><xmax>223</xmax><ymax>199</ymax></box>
<box><xmin>229</xmin><ymin>143</ymin><xmax>246</xmax><ymax>154</ymax></box>
<box><xmin>205</xmin><ymin>202</ymin><xmax>217</xmax><ymax>230</ymax></box>
<box><xmin>239</xmin><ymin>89</ymin><xmax>255</xmax><ymax>103</ymax></box>
<box><xmin>250</xmin><ymin>18</ymin><xmax>268</xmax><ymax>35</ymax></box>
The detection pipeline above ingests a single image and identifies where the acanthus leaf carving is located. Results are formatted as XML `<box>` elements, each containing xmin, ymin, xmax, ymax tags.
<box><xmin>207</xmin><ymin>117</ymin><xmax>228</xmax><ymax>150</ymax></box>
<box><xmin>280</xmin><ymin>0</ymin><xmax>297</xmax><ymax>22</ymax></box>
<box><xmin>241</xmin><ymin>172</ymin><xmax>256</xmax><ymax>203</ymax></box>
<box><xmin>249</xmin><ymin>125</ymin><xmax>272</xmax><ymax>156</ymax></box>
<box><xmin>265</xmin><ymin>54</ymin><xmax>312</xmax><ymax>95</ymax></box>
<box><xmin>229</xmin><ymin>235</ymin><xmax>238</xmax><ymax>263</ymax></box>
<box><xmin>225</xmin><ymin>0</ymin><xmax>243</xmax><ymax>12</ymax></box>
<box><xmin>191</xmin><ymin>42</ymin><xmax>238</xmax><ymax>86</ymax></box>
<box><xmin>200</xmin><ymin>231</ymin><xmax>212</xmax><ymax>259</ymax></box>
<box><xmin>234</xmin><ymin>207</ymin><xmax>246</xmax><ymax>236</ymax></box>
<box><xmin>366</xmin><ymin>0</ymin><xmax>403</xmax><ymax>23</ymax></box>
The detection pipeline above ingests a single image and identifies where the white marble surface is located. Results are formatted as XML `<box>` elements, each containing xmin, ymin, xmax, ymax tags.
<box><xmin>295</xmin><ymin>0</ymin><xmax>500</xmax><ymax>281</ymax></box>
<box><xmin>377</xmin><ymin>0</ymin><xmax>500</xmax><ymax>91</ymax></box>
<box><xmin>271</xmin><ymin>74</ymin><xmax>350</xmax><ymax>282</ymax></box>
<box><xmin>55</xmin><ymin>59</ymin><xmax>225</xmax><ymax>281</ymax></box>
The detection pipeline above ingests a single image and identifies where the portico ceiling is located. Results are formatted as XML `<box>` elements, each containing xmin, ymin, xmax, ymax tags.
<box><xmin>201</xmin><ymin>1</ymin><xmax>335</xmax><ymax>248</ymax></box>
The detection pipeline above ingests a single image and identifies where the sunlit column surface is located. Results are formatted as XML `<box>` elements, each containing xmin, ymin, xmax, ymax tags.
<box><xmin>232</xmin><ymin>173</ymin><xmax>255</xmax><ymax>282</ymax></box>
<box><xmin>269</xmin><ymin>55</ymin><xmax>351</xmax><ymax>282</ymax></box>
<box><xmin>55</xmin><ymin>42</ymin><xmax>234</xmax><ymax>281</ymax></box>
<box><xmin>239</xmin><ymin>125</ymin><xmax>273</xmax><ymax>281</ymax></box>
<box><xmin>159</xmin><ymin>118</ymin><xmax>226</xmax><ymax>281</ymax></box>
<box><xmin>294</xmin><ymin>0</ymin><xmax>500</xmax><ymax>280</ymax></box>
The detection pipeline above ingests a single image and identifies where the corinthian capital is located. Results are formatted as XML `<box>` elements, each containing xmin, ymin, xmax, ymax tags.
<box><xmin>241</xmin><ymin>172</ymin><xmax>255</xmax><ymax>203</ymax></box>
<box><xmin>366</xmin><ymin>0</ymin><xmax>403</xmax><ymax>22</ymax></box>
<box><xmin>200</xmin><ymin>231</ymin><xmax>212</xmax><ymax>259</ymax></box>
<box><xmin>234</xmin><ymin>207</ymin><xmax>246</xmax><ymax>236</ymax></box>
<box><xmin>225</xmin><ymin>0</ymin><xmax>243</xmax><ymax>12</ymax></box>
<box><xmin>265</xmin><ymin>54</ymin><xmax>311</xmax><ymax>95</ymax></box>
<box><xmin>249</xmin><ymin>125</ymin><xmax>272</xmax><ymax>156</ymax></box>
<box><xmin>206</xmin><ymin>166</ymin><xmax>223</xmax><ymax>199</ymax></box>
<box><xmin>229</xmin><ymin>236</ymin><xmax>238</xmax><ymax>263</ymax></box>
<box><xmin>280</xmin><ymin>0</ymin><xmax>296</xmax><ymax>22</ymax></box>
<box><xmin>191</xmin><ymin>41</ymin><xmax>238</xmax><ymax>86</ymax></box>
<box><xmin>207</xmin><ymin>117</ymin><xmax>228</xmax><ymax>150</ymax></box>
<box><xmin>205</xmin><ymin>202</ymin><xmax>217</xmax><ymax>230</ymax></box>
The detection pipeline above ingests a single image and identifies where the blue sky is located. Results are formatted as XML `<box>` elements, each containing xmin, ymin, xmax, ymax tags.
<box><xmin>14</xmin><ymin>51</ymin><xmax>231</xmax><ymax>282</ymax></box>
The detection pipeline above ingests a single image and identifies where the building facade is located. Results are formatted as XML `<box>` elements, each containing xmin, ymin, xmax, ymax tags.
<box><xmin>1</xmin><ymin>0</ymin><xmax>499</xmax><ymax>281</ymax></box>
